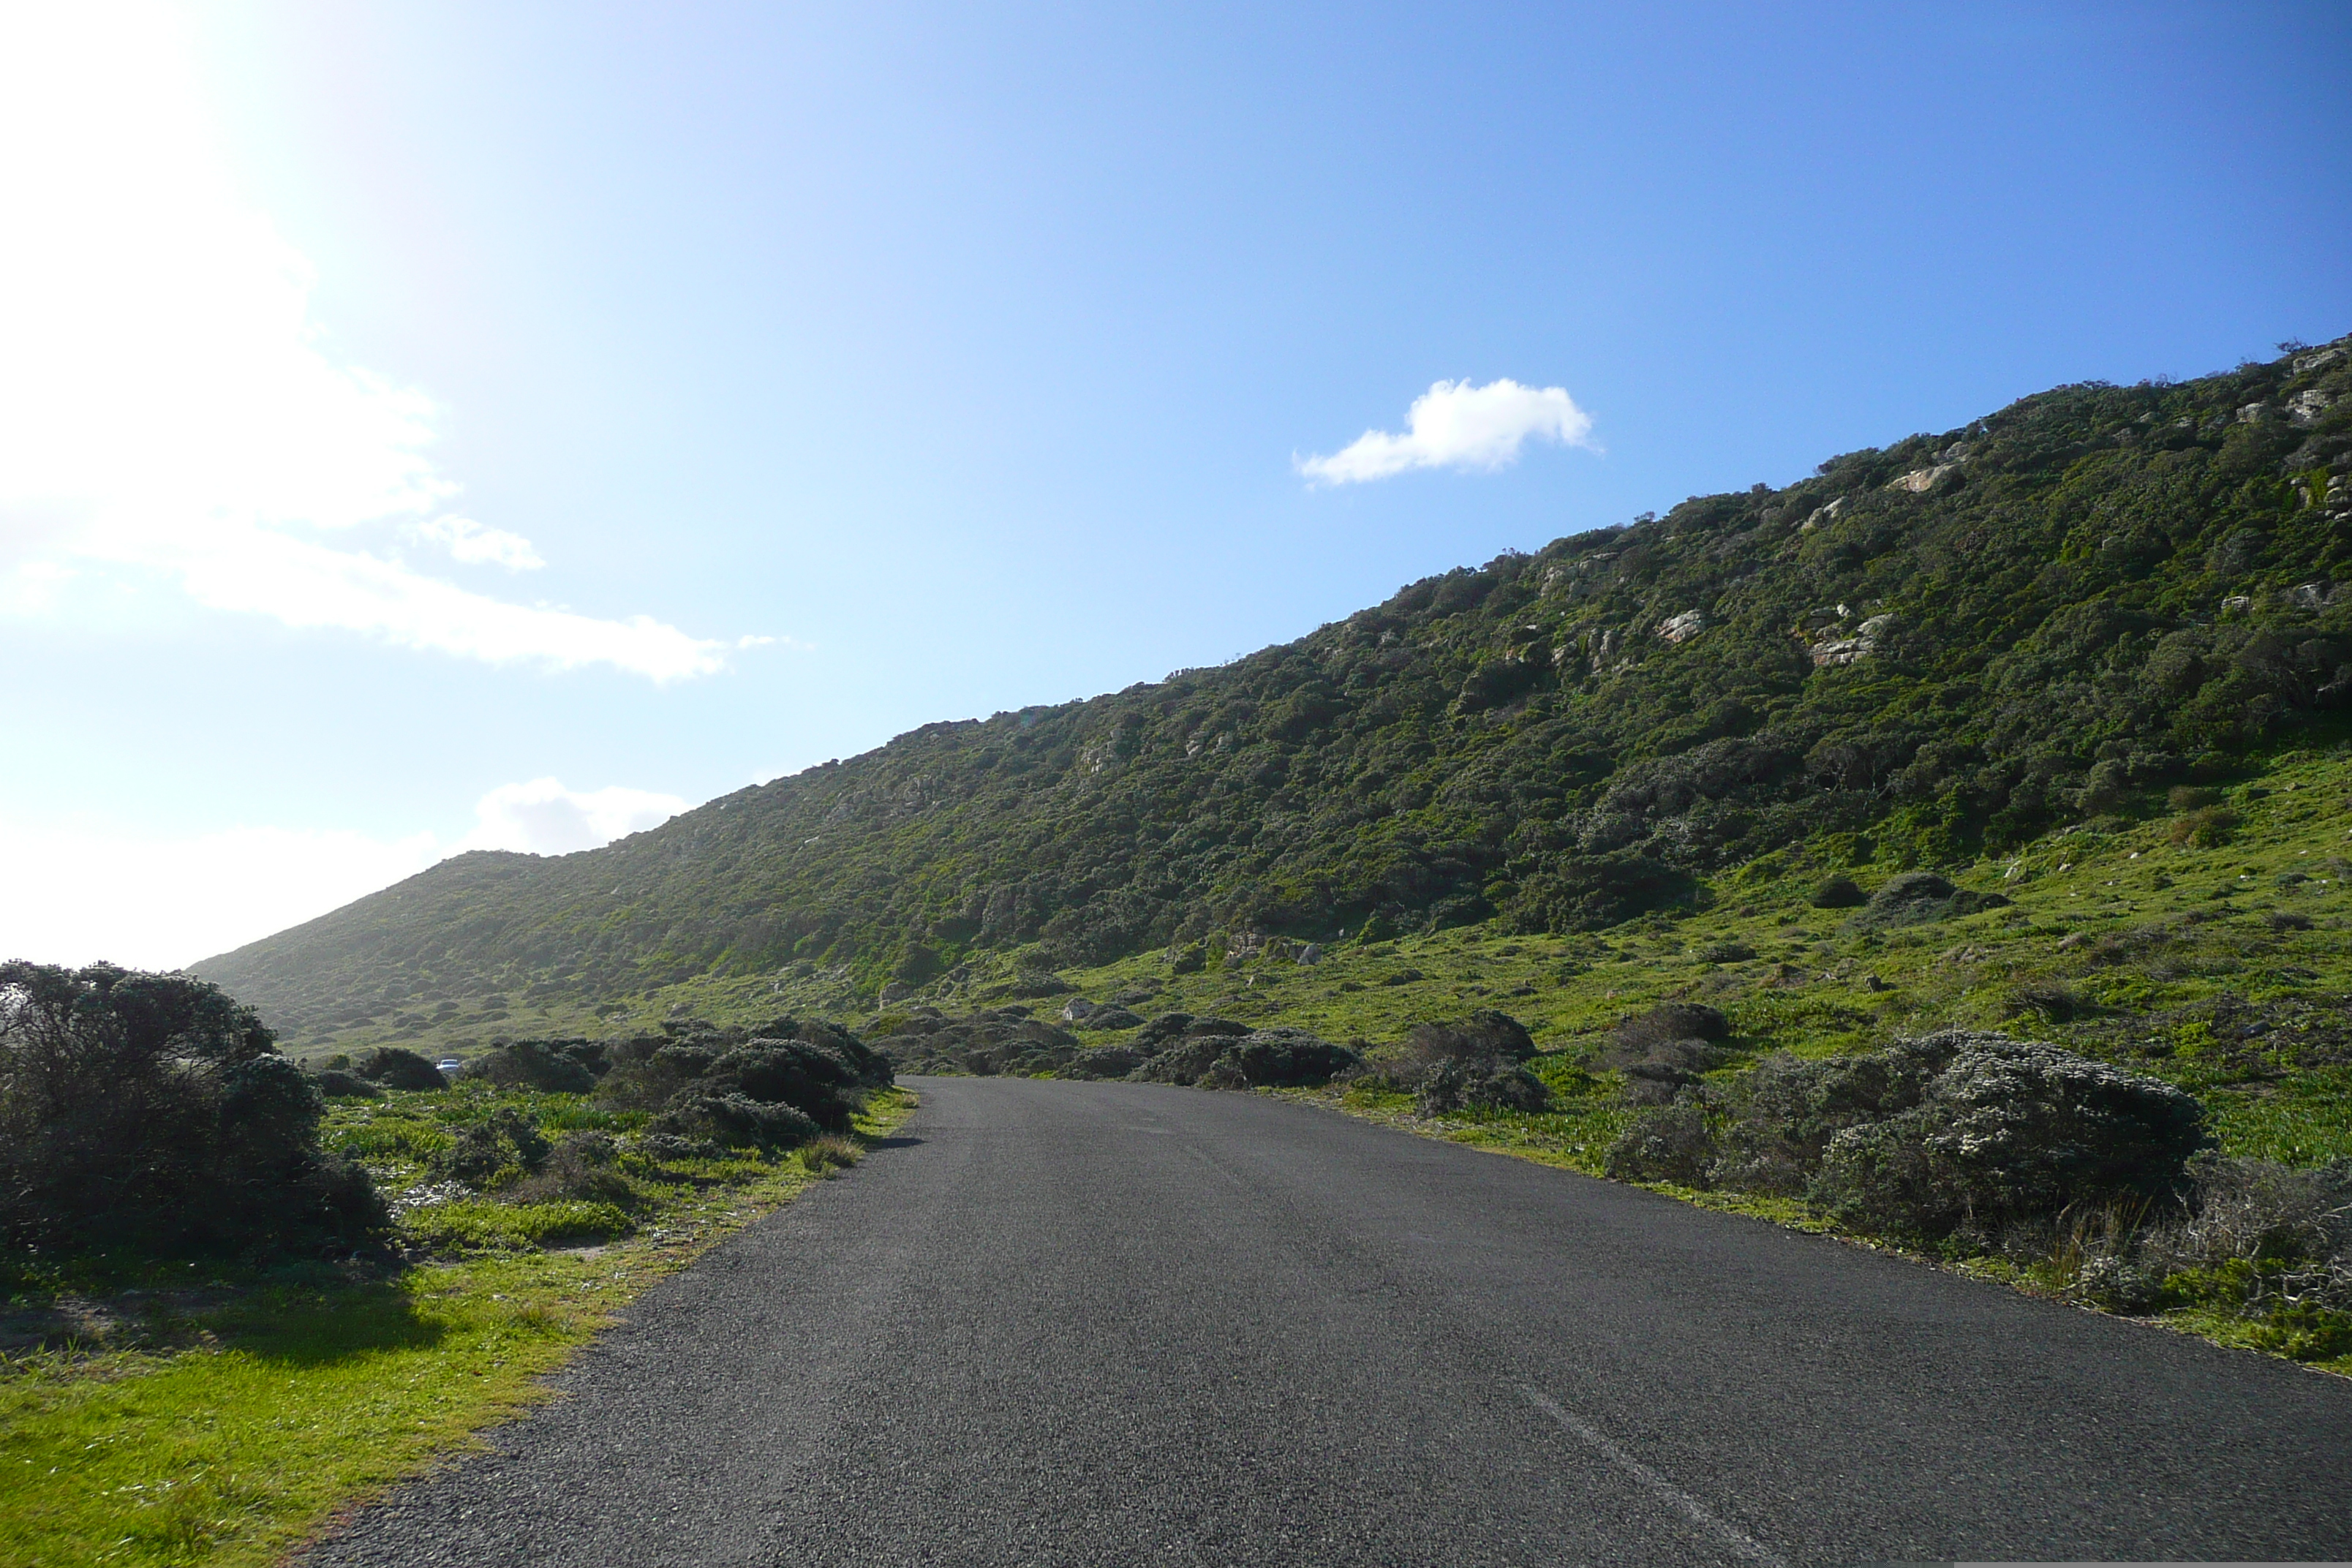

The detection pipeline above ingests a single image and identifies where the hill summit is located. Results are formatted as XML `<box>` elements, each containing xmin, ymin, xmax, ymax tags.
<box><xmin>197</xmin><ymin>338</ymin><xmax>2352</xmax><ymax>1044</ymax></box>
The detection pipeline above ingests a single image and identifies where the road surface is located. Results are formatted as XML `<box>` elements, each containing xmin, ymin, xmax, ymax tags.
<box><xmin>304</xmin><ymin>1077</ymin><xmax>2352</xmax><ymax>1565</ymax></box>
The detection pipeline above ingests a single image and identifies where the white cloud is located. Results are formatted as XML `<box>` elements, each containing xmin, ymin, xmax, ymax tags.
<box><xmin>413</xmin><ymin>516</ymin><xmax>546</xmax><ymax>571</ymax></box>
<box><xmin>456</xmin><ymin>778</ymin><xmax>689</xmax><ymax>857</ymax></box>
<box><xmin>0</xmin><ymin>775</ymin><xmax>691</xmax><ymax>969</ymax></box>
<box><xmin>0</xmin><ymin>819</ymin><xmax>442</xmax><ymax>971</ymax></box>
<box><xmin>1298</xmin><ymin>377</ymin><xmax>1597</xmax><ymax>485</ymax></box>
<box><xmin>0</xmin><ymin>1</ymin><xmax>735</xmax><ymax>682</ymax></box>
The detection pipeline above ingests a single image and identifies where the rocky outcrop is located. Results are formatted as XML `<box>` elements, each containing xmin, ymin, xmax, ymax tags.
<box><xmin>1656</xmin><ymin>608</ymin><xmax>1708</xmax><ymax>644</ymax></box>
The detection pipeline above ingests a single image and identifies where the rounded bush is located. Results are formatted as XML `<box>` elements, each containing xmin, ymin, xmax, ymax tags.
<box><xmin>311</xmin><ymin>1068</ymin><xmax>382</xmax><ymax>1099</ymax></box>
<box><xmin>1810</xmin><ymin>875</ymin><xmax>1868</xmax><ymax>908</ymax></box>
<box><xmin>355</xmin><ymin>1047</ymin><xmax>449</xmax><ymax>1092</ymax></box>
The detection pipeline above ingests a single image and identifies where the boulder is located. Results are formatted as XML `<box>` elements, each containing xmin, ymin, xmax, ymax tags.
<box><xmin>1656</xmin><ymin>608</ymin><xmax>1708</xmax><ymax>644</ymax></box>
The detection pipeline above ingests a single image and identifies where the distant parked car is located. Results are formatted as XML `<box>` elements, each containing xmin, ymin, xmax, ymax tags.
<box><xmin>437</xmin><ymin>1058</ymin><xmax>463</xmax><ymax>1074</ymax></box>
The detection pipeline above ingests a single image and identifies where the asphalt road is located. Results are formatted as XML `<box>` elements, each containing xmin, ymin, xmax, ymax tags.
<box><xmin>305</xmin><ymin>1077</ymin><xmax>2352</xmax><ymax>1566</ymax></box>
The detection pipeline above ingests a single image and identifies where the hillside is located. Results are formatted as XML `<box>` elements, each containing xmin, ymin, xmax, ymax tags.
<box><xmin>197</xmin><ymin>337</ymin><xmax>2352</xmax><ymax>1052</ymax></box>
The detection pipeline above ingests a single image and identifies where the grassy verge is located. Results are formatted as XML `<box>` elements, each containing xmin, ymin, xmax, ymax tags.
<box><xmin>0</xmin><ymin>1087</ymin><xmax>914</xmax><ymax>1568</ymax></box>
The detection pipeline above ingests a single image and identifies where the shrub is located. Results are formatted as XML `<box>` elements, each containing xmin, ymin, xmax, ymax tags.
<box><xmin>503</xmin><ymin>1131</ymin><xmax>637</xmax><ymax>1209</ymax></box>
<box><xmin>2168</xmin><ymin>806</ymin><xmax>2238</xmax><ymax>848</ymax></box>
<box><xmin>1697</xmin><ymin>940</ymin><xmax>1756</xmax><ymax>964</ymax></box>
<box><xmin>355</xmin><ymin>1047</ymin><xmax>448</xmax><ymax>1091</ymax></box>
<box><xmin>311</xmin><ymin>1068</ymin><xmax>382</xmax><ymax>1098</ymax></box>
<box><xmin>1810</xmin><ymin>875</ymin><xmax>1868</xmax><ymax>908</ymax></box>
<box><xmin>1058</xmin><ymin>1046</ymin><xmax>1146</xmax><ymax>1079</ymax></box>
<box><xmin>457</xmin><ymin>1040</ymin><xmax>598</xmax><ymax>1095</ymax></box>
<box><xmin>1703</xmin><ymin>1033</ymin><xmax>2209</xmax><ymax>1241</ymax></box>
<box><xmin>0</xmin><ymin>961</ymin><xmax>388</xmax><ymax>1255</ymax></box>
<box><xmin>1604</xmin><ymin>1105</ymin><xmax>1716</xmax><ymax>1186</ymax></box>
<box><xmin>1601</xmin><ymin>1003</ymin><xmax>1735</xmax><ymax>1104</ymax></box>
<box><xmin>2005</xmin><ymin>982</ymin><xmax>2093</xmax><ymax>1022</ymax></box>
<box><xmin>1415</xmin><ymin>1060</ymin><xmax>1552</xmax><ymax>1115</ymax></box>
<box><xmin>429</xmin><ymin>1108</ymin><xmax>554</xmax><ymax>1188</ymax></box>
<box><xmin>1801</xmin><ymin>1034</ymin><xmax>2206</xmax><ymax>1239</ymax></box>
<box><xmin>655</xmin><ymin>1093</ymin><xmax>818</xmax><ymax>1151</ymax></box>
<box><xmin>2168</xmin><ymin>784</ymin><xmax>2224</xmax><ymax>810</ymax></box>
<box><xmin>704</xmin><ymin>1041</ymin><xmax>867</xmax><ymax>1131</ymax></box>
<box><xmin>1610</xmin><ymin>1003</ymin><xmax>1731</xmax><ymax>1048</ymax></box>
<box><xmin>1131</xmin><ymin>1032</ymin><xmax>1241</xmax><ymax>1085</ymax></box>
<box><xmin>1845</xmin><ymin>871</ymin><xmax>2010</xmax><ymax>930</ymax></box>
<box><xmin>1607</xmin><ymin>1038</ymin><xmax>1731</xmax><ymax>1104</ymax></box>
<box><xmin>1202</xmin><ymin>1029</ymin><xmax>1361</xmax><ymax>1089</ymax></box>
<box><xmin>1134</xmin><ymin>1025</ymin><xmax>1359</xmax><ymax>1089</ymax></box>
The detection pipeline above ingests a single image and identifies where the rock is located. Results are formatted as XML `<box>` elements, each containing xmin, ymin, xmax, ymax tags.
<box><xmin>1798</xmin><ymin>497</ymin><xmax>1846</xmax><ymax>531</ymax></box>
<box><xmin>2291</xmin><ymin>581</ymin><xmax>2335</xmax><ymax>609</ymax></box>
<box><xmin>1809</xmin><ymin>637</ymin><xmax>1873</xmax><ymax>668</ymax></box>
<box><xmin>1059</xmin><ymin>998</ymin><xmax>1098</xmax><ymax>1024</ymax></box>
<box><xmin>1298</xmin><ymin>943</ymin><xmax>1322</xmax><ymax>965</ymax></box>
<box><xmin>2220</xmin><ymin>595</ymin><xmax>2253</xmax><ymax>614</ymax></box>
<box><xmin>2237</xmin><ymin>401</ymin><xmax>2268</xmax><ymax>423</ymax></box>
<box><xmin>1888</xmin><ymin>464</ymin><xmax>1958</xmax><ymax>493</ymax></box>
<box><xmin>1656</xmin><ymin>608</ymin><xmax>1708</xmax><ymax>644</ymax></box>
<box><xmin>2288</xmin><ymin>388</ymin><xmax>2333</xmax><ymax>425</ymax></box>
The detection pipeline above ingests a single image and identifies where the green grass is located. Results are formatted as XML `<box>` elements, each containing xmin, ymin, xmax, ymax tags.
<box><xmin>0</xmin><ymin>1087</ymin><xmax>914</xmax><ymax>1568</ymax></box>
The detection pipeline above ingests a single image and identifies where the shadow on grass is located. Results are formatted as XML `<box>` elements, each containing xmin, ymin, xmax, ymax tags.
<box><xmin>218</xmin><ymin>1278</ymin><xmax>452</xmax><ymax>1366</ymax></box>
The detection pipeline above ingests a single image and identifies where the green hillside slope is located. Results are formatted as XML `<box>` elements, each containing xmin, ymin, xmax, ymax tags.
<box><xmin>196</xmin><ymin>338</ymin><xmax>2352</xmax><ymax>1050</ymax></box>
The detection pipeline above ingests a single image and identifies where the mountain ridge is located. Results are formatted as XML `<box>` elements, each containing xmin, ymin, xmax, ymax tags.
<box><xmin>195</xmin><ymin>337</ymin><xmax>2352</xmax><ymax>1045</ymax></box>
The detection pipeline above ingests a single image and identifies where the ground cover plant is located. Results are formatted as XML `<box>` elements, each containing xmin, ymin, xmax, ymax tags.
<box><xmin>0</xmin><ymin>995</ymin><xmax>908</xmax><ymax>1568</ymax></box>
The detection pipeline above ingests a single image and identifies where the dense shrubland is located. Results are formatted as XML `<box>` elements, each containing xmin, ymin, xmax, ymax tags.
<box><xmin>0</xmin><ymin>962</ymin><xmax>383</xmax><ymax>1261</ymax></box>
<box><xmin>0</xmin><ymin>973</ymin><xmax>894</xmax><ymax>1274</ymax></box>
<box><xmin>870</xmin><ymin>1003</ymin><xmax>1361</xmax><ymax>1089</ymax></box>
<box><xmin>202</xmin><ymin>339</ymin><xmax>2352</xmax><ymax>1045</ymax></box>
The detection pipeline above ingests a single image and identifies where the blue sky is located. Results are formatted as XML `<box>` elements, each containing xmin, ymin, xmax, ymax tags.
<box><xmin>2</xmin><ymin>0</ymin><xmax>2348</xmax><ymax>967</ymax></box>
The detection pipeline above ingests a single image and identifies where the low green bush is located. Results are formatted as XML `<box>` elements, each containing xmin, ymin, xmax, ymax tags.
<box><xmin>1809</xmin><ymin>875</ymin><xmax>1868</xmax><ymax>908</ymax></box>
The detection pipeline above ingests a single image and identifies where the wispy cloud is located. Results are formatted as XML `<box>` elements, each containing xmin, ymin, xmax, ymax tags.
<box><xmin>1298</xmin><ymin>377</ymin><xmax>1597</xmax><ymax>485</ymax></box>
<box><xmin>412</xmin><ymin>516</ymin><xmax>546</xmax><ymax>571</ymax></box>
<box><xmin>0</xmin><ymin>2</ymin><xmax>740</xmax><ymax>682</ymax></box>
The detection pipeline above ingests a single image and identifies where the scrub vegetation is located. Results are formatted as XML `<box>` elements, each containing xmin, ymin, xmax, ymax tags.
<box><xmin>198</xmin><ymin>339</ymin><xmax>2351</xmax><ymax>1057</ymax></box>
<box><xmin>0</xmin><ymin>977</ymin><xmax>910</xmax><ymax>1568</ymax></box>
